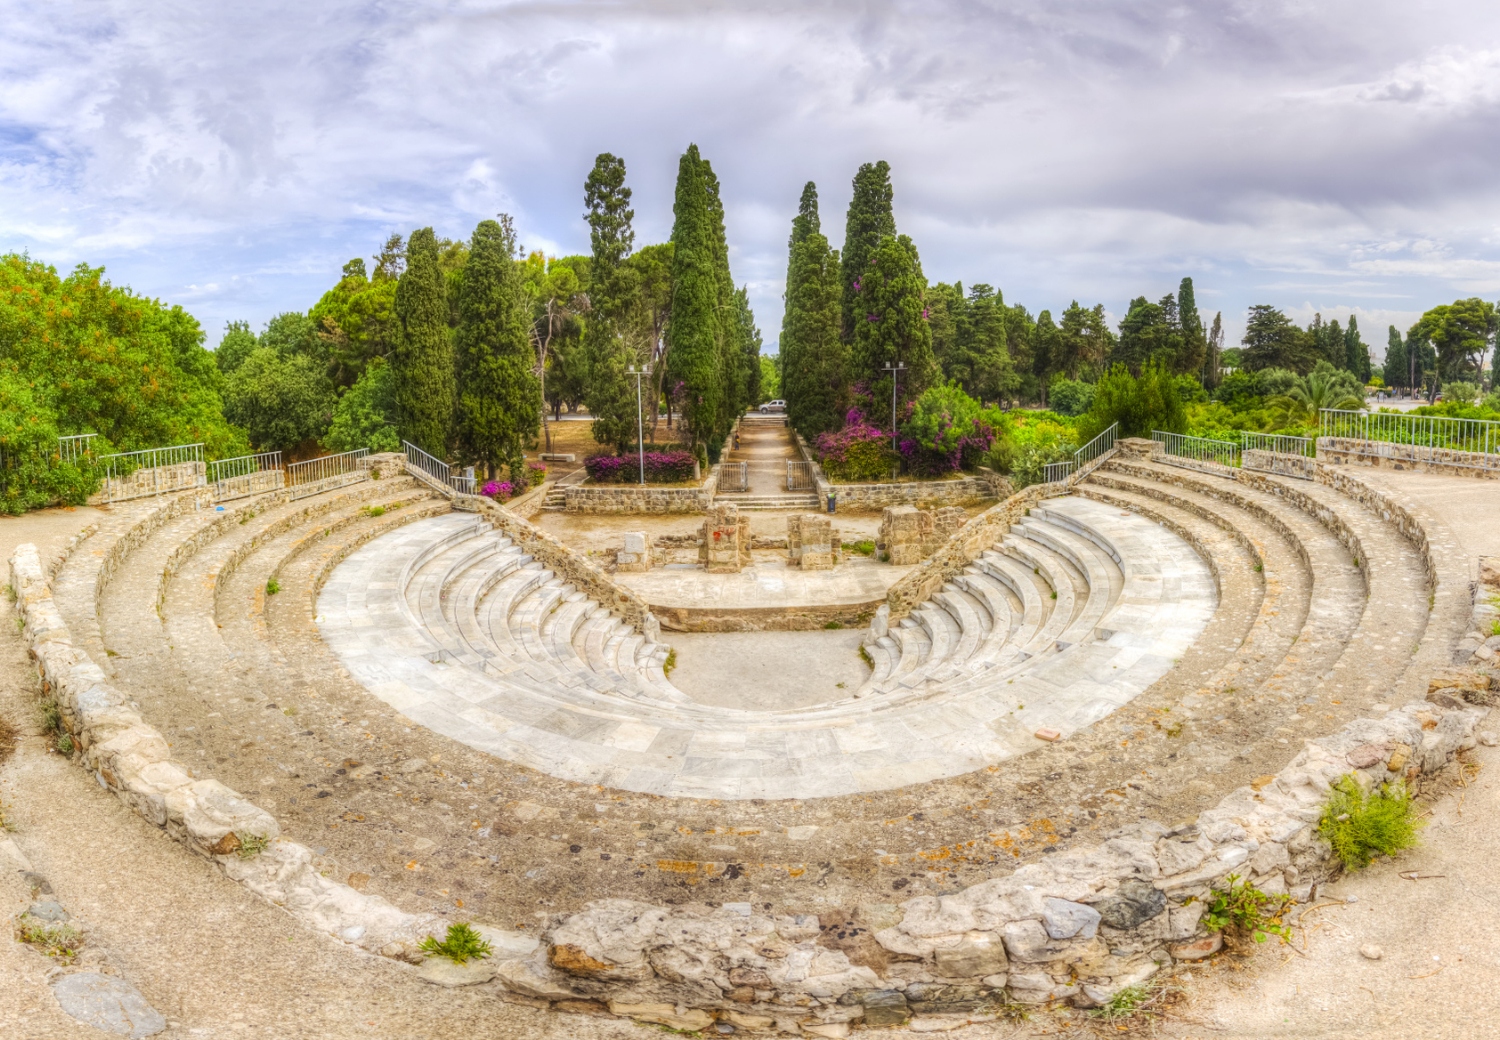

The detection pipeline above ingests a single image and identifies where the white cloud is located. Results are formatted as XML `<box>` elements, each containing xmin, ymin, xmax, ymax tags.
<box><xmin>2</xmin><ymin>1</ymin><xmax>1499</xmax><ymax>350</ymax></box>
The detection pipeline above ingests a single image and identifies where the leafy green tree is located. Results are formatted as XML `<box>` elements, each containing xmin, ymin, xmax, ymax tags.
<box><xmin>1414</xmin><ymin>298</ymin><xmax>1497</xmax><ymax>383</ymax></box>
<box><xmin>216</xmin><ymin>320</ymin><xmax>259</xmax><ymax>374</ymax></box>
<box><xmin>453</xmin><ymin>217</ymin><xmax>541</xmax><ymax>478</ymax></box>
<box><xmin>926</xmin><ymin>281</ymin><xmax>964</xmax><ymax>383</ymax></box>
<box><xmin>1241</xmin><ymin>305</ymin><xmax>1317</xmax><ymax>373</ymax></box>
<box><xmin>853</xmin><ymin>234</ymin><xmax>934</xmax><ymax>418</ymax></box>
<box><xmin>757</xmin><ymin>355</ymin><xmax>780</xmax><ymax>402</ymax></box>
<box><xmin>841</xmin><ymin>161</ymin><xmax>896</xmax><ymax>343</ymax></box>
<box><xmin>1383</xmin><ymin>326</ymin><xmax>1408</xmax><ymax>390</ymax></box>
<box><xmin>1033</xmin><ymin>310</ymin><xmax>1059</xmax><ymax>404</ymax></box>
<box><xmin>324</xmin><ymin>359</ymin><xmax>399</xmax><ymax>453</ymax></box>
<box><xmin>1057</xmin><ymin>301</ymin><xmax>1113</xmax><ymax>382</ymax></box>
<box><xmin>581</xmin><ymin>153</ymin><xmax>642</xmax><ymax>452</ymax></box>
<box><xmin>1079</xmin><ymin>360</ymin><xmax>1186</xmax><ymax>441</ymax></box>
<box><xmin>949</xmin><ymin>284</ymin><xmax>1014</xmax><ymax>404</ymax></box>
<box><xmin>391</xmin><ymin>227</ymin><xmax>456</xmax><ymax>457</ymax></box>
<box><xmin>1112</xmin><ymin>296</ymin><xmax>1181</xmax><ymax>373</ymax></box>
<box><xmin>223</xmin><ymin>347</ymin><xmax>336</xmax><ymax>455</ymax></box>
<box><xmin>735</xmin><ymin>286</ymin><xmax>762</xmax><ymax>407</ymax></box>
<box><xmin>621</xmin><ymin>242</ymin><xmax>674</xmax><ymax>437</ymax></box>
<box><xmin>309</xmin><ymin>258</ymin><xmax>400</xmax><ymax>389</ymax></box>
<box><xmin>259</xmin><ymin>311</ymin><xmax>318</xmax><ymax>358</ymax></box>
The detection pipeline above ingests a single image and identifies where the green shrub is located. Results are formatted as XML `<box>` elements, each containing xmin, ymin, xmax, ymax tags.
<box><xmin>265</xmin><ymin>578</ymin><xmax>281</xmax><ymax>595</ymax></box>
<box><xmin>1078</xmin><ymin>359</ymin><xmax>1186</xmax><ymax>442</ymax></box>
<box><xmin>842</xmin><ymin>540</ymin><xmax>876</xmax><ymax>556</ymax></box>
<box><xmin>1048</xmin><ymin>377</ymin><xmax>1095</xmax><ymax>417</ymax></box>
<box><xmin>418</xmin><ymin>923</ymin><xmax>492</xmax><ymax>964</ymax></box>
<box><xmin>1319</xmin><ymin>775</ymin><xmax>1422</xmax><ymax>869</ymax></box>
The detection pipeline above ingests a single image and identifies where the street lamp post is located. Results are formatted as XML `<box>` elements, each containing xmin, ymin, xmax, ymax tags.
<box><xmin>627</xmin><ymin>364</ymin><xmax>646</xmax><ymax>485</ymax></box>
<box><xmin>881</xmin><ymin>361</ymin><xmax>906</xmax><ymax>453</ymax></box>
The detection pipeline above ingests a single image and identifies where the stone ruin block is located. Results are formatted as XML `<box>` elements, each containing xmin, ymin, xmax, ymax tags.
<box><xmin>787</xmin><ymin>514</ymin><xmax>836</xmax><ymax>570</ymax></box>
<box><xmin>616</xmin><ymin>531</ymin><xmax>653</xmax><ymax>572</ymax></box>
<box><xmin>878</xmin><ymin>505</ymin><xmax>962</xmax><ymax>564</ymax></box>
<box><xmin>698</xmin><ymin>503</ymin><xmax>750</xmax><ymax>573</ymax></box>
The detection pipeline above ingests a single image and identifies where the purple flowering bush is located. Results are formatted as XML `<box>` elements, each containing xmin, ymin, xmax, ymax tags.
<box><xmin>526</xmin><ymin>461</ymin><xmax>547</xmax><ymax>487</ymax></box>
<box><xmin>481</xmin><ymin>480</ymin><xmax>516</xmax><ymax>501</ymax></box>
<box><xmin>815</xmin><ymin>409</ymin><xmax>898</xmax><ymax>482</ymax></box>
<box><xmin>585</xmin><ymin>450</ymin><xmax>697</xmax><ymax>484</ymax></box>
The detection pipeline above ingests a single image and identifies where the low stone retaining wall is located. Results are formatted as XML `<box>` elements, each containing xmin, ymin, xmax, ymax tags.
<box><xmin>829</xmin><ymin>475</ymin><xmax>999</xmax><ymax>511</ymax></box>
<box><xmin>563</xmin><ymin>482</ymin><xmax>710</xmax><ymax>514</ymax></box>
<box><xmin>1317</xmin><ymin>436</ymin><xmax>1500</xmax><ymax>479</ymax></box>
<box><xmin>650</xmin><ymin>600</ymin><xmax>880</xmax><ymax>633</ymax></box>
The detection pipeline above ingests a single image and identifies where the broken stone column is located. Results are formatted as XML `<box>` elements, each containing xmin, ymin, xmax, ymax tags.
<box><xmin>788</xmin><ymin>514</ymin><xmax>834</xmax><ymax>570</ymax></box>
<box><xmin>878</xmin><ymin>505</ymin><xmax>934</xmax><ymax>565</ymax></box>
<box><xmin>616</xmin><ymin>531</ymin><xmax>653</xmax><ymax>572</ymax></box>
<box><xmin>698</xmin><ymin>503</ymin><xmax>750</xmax><ymax>573</ymax></box>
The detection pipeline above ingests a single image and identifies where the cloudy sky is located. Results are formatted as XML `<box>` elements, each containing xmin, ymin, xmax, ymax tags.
<box><xmin>5</xmin><ymin>1</ymin><xmax>1500</xmax><ymax>358</ymax></box>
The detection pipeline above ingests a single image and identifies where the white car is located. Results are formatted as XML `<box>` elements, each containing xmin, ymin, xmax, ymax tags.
<box><xmin>759</xmin><ymin>399</ymin><xmax>787</xmax><ymax>414</ymax></box>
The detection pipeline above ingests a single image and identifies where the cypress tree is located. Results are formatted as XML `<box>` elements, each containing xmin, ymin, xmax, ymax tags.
<box><xmin>702</xmin><ymin>158</ymin><xmax>746</xmax><ymax>444</ymax></box>
<box><xmin>1384</xmin><ymin>326</ymin><xmax>1408</xmax><ymax>390</ymax></box>
<box><xmin>1177</xmin><ymin>277</ymin><xmax>1206</xmax><ymax>377</ymax></box>
<box><xmin>1344</xmin><ymin>316</ymin><xmax>1371</xmax><ymax>381</ymax></box>
<box><xmin>841</xmin><ymin>161</ymin><xmax>896</xmax><ymax>343</ymax></box>
<box><xmin>392</xmin><ymin>227</ymin><xmax>455</xmax><ymax>457</ymax></box>
<box><xmin>580</xmin><ymin>153</ymin><xmax>640</xmax><ymax>453</ymax></box>
<box><xmin>778</xmin><ymin>185</ymin><xmax>818</xmax><ymax>423</ymax></box>
<box><xmin>791</xmin><ymin>181</ymin><xmax>819</xmax><ymax>251</ymax></box>
<box><xmin>667</xmin><ymin>145</ymin><xmax>723</xmax><ymax>452</ymax></box>
<box><xmin>782</xmin><ymin>230</ymin><xmax>846</xmax><ymax>437</ymax></box>
<box><xmin>853</xmin><ymin>234</ymin><xmax>935</xmax><ymax>421</ymax></box>
<box><xmin>453</xmin><ymin>216</ymin><xmax>539</xmax><ymax>479</ymax></box>
<box><xmin>1203</xmin><ymin>312</ymin><xmax>1224</xmax><ymax>389</ymax></box>
<box><xmin>735</xmin><ymin>286</ymin><xmax>763</xmax><ymax>406</ymax></box>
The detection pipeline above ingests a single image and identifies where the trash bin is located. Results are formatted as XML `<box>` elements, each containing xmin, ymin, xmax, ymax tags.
<box><xmin>827</xmin><ymin>491</ymin><xmax>837</xmax><ymax>514</ymax></box>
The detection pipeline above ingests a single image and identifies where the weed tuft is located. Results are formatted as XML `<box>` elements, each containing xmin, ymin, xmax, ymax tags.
<box><xmin>858</xmin><ymin>646</ymin><xmax>874</xmax><ymax>669</ymax></box>
<box><xmin>1320</xmin><ymin>775</ymin><xmax>1421</xmax><ymax>870</ymax></box>
<box><xmin>663</xmin><ymin>649</ymin><xmax>677</xmax><ymax>676</ymax></box>
<box><xmin>1489</xmin><ymin>619</ymin><xmax>1500</xmax><ymax>637</ymax></box>
<box><xmin>823</xmin><ymin>620</ymin><xmax>843</xmax><ymax>630</ymax></box>
<box><xmin>841</xmin><ymin>540</ymin><xmax>876</xmax><ymax>557</ymax></box>
<box><xmin>361</xmin><ymin>504</ymin><xmax>386</xmax><ymax>518</ymax></box>
<box><xmin>418</xmin><ymin>922</ymin><xmax>492</xmax><ymax>964</ymax></box>
<box><xmin>16</xmin><ymin>917</ymin><xmax>84</xmax><ymax>962</ymax></box>
<box><xmin>265</xmin><ymin>578</ymin><xmax>281</xmax><ymax>596</ymax></box>
<box><xmin>236</xmin><ymin>832</ymin><xmax>272</xmax><ymax>859</ymax></box>
<box><xmin>55</xmin><ymin>733</ymin><xmax>74</xmax><ymax>755</ymax></box>
<box><xmin>1204</xmin><ymin>873</ymin><xmax>1292</xmax><ymax>944</ymax></box>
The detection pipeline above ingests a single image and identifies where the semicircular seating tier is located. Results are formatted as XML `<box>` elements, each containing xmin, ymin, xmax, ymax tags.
<box><xmin>315</xmin><ymin>495</ymin><xmax>1218</xmax><ymax>799</ymax></box>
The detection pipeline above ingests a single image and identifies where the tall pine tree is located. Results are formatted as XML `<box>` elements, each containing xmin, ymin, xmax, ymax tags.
<box><xmin>392</xmin><ymin>227</ymin><xmax>455</xmax><ymax>457</ymax></box>
<box><xmin>667</xmin><ymin>145</ymin><xmax>725</xmax><ymax>453</ymax></box>
<box><xmin>853</xmin><ymin>234</ymin><xmax>935</xmax><ymax>420</ymax></box>
<box><xmin>1384</xmin><ymin>326</ymin><xmax>1408</xmax><ymax>390</ymax></box>
<box><xmin>841</xmin><ymin>161</ymin><xmax>896</xmax><ymax>343</ymax></box>
<box><xmin>453</xmin><ymin>216</ymin><xmax>539</xmax><ymax>479</ymax></box>
<box><xmin>579</xmin><ymin>154</ymin><xmax>640</xmax><ymax>452</ymax></box>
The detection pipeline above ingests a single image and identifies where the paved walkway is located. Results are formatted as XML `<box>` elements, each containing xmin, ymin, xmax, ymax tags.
<box><xmin>616</xmin><ymin>555</ymin><xmax>908</xmax><ymax>609</ymax></box>
<box><xmin>1351</xmin><ymin>467</ymin><xmax>1500</xmax><ymax>561</ymax></box>
<box><xmin>723</xmin><ymin>415</ymin><xmax>797</xmax><ymax>494</ymax></box>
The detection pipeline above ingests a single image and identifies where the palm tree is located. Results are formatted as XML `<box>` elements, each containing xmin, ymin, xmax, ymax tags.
<box><xmin>1267</xmin><ymin>369</ymin><xmax>1364</xmax><ymax>429</ymax></box>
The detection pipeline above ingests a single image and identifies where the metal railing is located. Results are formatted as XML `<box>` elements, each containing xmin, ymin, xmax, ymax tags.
<box><xmin>1153</xmin><ymin>430</ymin><xmax>1241</xmax><ymax>468</ymax></box>
<box><xmin>286</xmin><ymin>448</ymin><xmax>369</xmax><ymax>500</ymax></box>
<box><xmin>1042</xmin><ymin>460</ymin><xmax>1075</xmax><ymax>483</ymax></box>
<box><xmin>719</xmin><ymin>461</ymin><xmax>749</xmax><ymax>492</ymax></box>
<box><xmin>786</xmin><ymin>460</ymin><xmax>816</xmax><ymax>492</ymax></box>
<box><xmin>1321</xmin><ymin>409</ymin><xmax>1500</xmax><ymax>455</ymax></box>
<box><xmin>207</xmin><ymin>451</ymin><xmax>284</xmax><ymax>502</ymax></box>
<box><xmin>57</xmin><ymin>433</ymin><xmax>98</xmax><ymax>465</ymax></box>
<box><xmin>1241</xmin><ymin>432</ymin><xmax>1315</xmax><ymax>457</ymax></box>
<box><xmin>98</xmin><ymin>443</ymin><xmax>206</xmax><ymax>503</ymax></box>
<box><xmin>403</xmin><ymin>441</ymin><xmax>471</xmax><ymax>495</ymax></box>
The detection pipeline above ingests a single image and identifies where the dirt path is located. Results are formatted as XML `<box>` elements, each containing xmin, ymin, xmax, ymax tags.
<box><xmin>725</xmin><ymin>416</ymin><xmax>797</xmax><ymax>495</ymax></box>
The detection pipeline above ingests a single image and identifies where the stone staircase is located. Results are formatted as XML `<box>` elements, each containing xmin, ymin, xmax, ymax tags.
<box><xmin>712</xmin><ymin>491</ymin><xmax>821</xmax><ymax>511</ymax></box>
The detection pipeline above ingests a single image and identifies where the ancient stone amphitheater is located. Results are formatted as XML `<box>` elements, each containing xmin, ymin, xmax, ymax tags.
<box><xmin>11</xmin><ymin>437</ymin><xmax>1492</xmax><ymax>1036</ymax></box>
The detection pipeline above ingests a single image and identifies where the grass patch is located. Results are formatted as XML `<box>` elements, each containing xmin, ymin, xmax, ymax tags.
<box><xmin>842</xmin><ymin>540</ymin><xmax>876</xmax><ymax>557</ymax></box>
<box><xmin>1204</xmin><ymin>874</ymin><xmax>1292</xmax><ymax>944</ymax></box>
<box><xmin>265</xmin><ymin>578</ymin><xmax>281</xmax><ymax>596</ymax></box>
<box><xmin>16</xmin><ymin>917</ymin><xmax>84</xmax><ymax>962</ymax></box>
<box><xmin>1489</xmin><ymin>619</ymin><xmax>1500</xmax><ymax>637</ymax></box>
<box><xmin>859</xmin><ymin>646</ymin><xmax>874</xmax><ymax>669</ymax></box>
<box><xmin>360</xmin><ymin>504</ymin><xmax>386</xmax><ymax>518</ymax></box>
<box><xmin>1320</xmin><ymin>775</ymin><xmax>1422</xmax><ymax>870</ymax></box>
<box><xmin>823</xmin><ymin>620</ymin><xmax>844</xmax><ymax>630</ymax></box>
<box><xmin>1253</xmin><ymin>561</ymin><xmax>1263</xmax><ymax>573</ymax></box>
<box><xmin>418</xmin><ymin>922</ymin><xmax>492</xmax><ymax>964</ymax></box>
<box><xmin>663</xmin><ymin>649</ymin><xmax>677</xmax><ymax>676</ymax></box>
<box><xmin>1088</xmin><ymin>981</ymin><xmax>1180</xmax><ymax>1026</ymax></box>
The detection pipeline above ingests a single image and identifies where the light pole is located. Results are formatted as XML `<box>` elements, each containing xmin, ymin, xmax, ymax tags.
<box><xmin>626</xmin><ymin>364</ymin><xmax>646</xmax><ymax>485</ymax></box>
<box><xmin>881</xmin><ymin>361</ymin><xmax>906</xmax><ymax>452</ymax></box>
